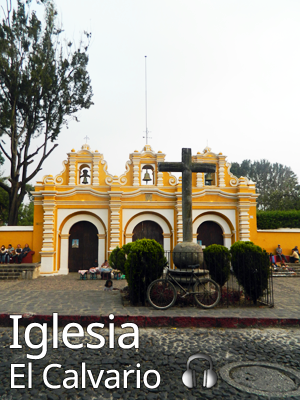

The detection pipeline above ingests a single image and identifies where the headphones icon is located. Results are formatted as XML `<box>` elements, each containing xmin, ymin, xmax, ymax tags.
<box><xmin>182</xmin><ymin>353</ymin><xmax>217</xmax><ymax>389</ymax></box>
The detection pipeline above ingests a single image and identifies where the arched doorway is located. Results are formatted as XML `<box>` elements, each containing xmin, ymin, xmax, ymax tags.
<box><xmin>132</xmin><ymin>220</ymin><xmax>163</xmax><ymax>247</ymax></box>
<box><xmin>197</xmin><ymin>221</ymin><xmax>223</xmax><ymax>247</ymax></box>
<box><xmin>68</xmin><ymin>221</ymin><xmax>98</xmax><ymax>272</ymax></box>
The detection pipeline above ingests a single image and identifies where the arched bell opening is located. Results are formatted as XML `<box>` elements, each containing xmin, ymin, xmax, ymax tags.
<box><xmin>79</xmin><ymin>164</ymin><xmax>91</xmax><ymax>185</ymax></box>
<box><xmin>141</xmin><ymin>165</ymin><xmax>154</xmax><ymax>185</ymax></box>
<box><xmin>204</xmin><ymin>172</ymin><xmax>216</xmax><ymax>186</ymax></box>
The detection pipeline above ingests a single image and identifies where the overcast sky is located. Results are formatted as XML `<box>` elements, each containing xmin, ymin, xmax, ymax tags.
<box><xmin>3</xmin><ymin>0</ymin><xmax>300</xmax><ymax>183</ymax></box>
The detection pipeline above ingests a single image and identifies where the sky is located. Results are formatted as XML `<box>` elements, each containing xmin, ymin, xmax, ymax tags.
<box><xmin>2</xmin><ymin>0</ymin><xmax>300</xmax><ymax>183</ymax></box>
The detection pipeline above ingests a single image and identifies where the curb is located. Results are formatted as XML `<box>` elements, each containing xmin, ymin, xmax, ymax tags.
<box><xmin>1</xmin><ymin>314</ymin><xmax>300</xmax><ymax>328</ymax></box>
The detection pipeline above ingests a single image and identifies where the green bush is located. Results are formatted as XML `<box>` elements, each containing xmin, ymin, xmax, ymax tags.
<box><xmin>109</xmin><ymin>243</ymin><xmax>134</xmax><ymax>274</ymax></box>
<box><xmin>110</xmin><ymin>239</ymin><xmax>166</xmax><ymax>305</ymax></box>
<box><xmin>203</xmin><ymin>244</ymin><xmax>231</xmax><ymax>288</ymax></box>
<box><xmin>230</xmin><ymin>241</ymin><xmax>270</xmax><ymax>304</ymax></box>
<box><xmin>257</xmin><ymin>210</ymin><xmax>300</xmax><ymax>229</ymax></box>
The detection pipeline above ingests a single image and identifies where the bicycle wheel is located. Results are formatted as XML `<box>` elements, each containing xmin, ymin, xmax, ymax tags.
<box><xmin>193</xmin><ymin>278</ymin><xmax>221</xmax><ymax>309</ymax></box>
<box><xmin>147</xmin><ymin>279</ymin><xmax>177</xmax><ymax>310</ymax></box>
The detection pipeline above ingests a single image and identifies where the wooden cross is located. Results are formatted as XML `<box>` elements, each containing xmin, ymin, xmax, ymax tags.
<box><xmin>158</xmin><ymin>148</ymin><xmax>216</xmax><ymax>242</ymax></box>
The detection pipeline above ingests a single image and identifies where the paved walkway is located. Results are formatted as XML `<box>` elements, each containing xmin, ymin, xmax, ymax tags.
<box><xmin>0</xmin><ymin>274</ymin><xmax>299</xmax><ymax>327</ymax></box>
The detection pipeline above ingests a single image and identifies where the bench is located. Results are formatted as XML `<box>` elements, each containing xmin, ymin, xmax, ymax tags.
<box><xmin>270</xmin><ymin>254</ymin><xmax>291</xmax><ymax>264</ymax></box>
<box><xmin>9</xmin><ymin>250</ymin><xmax>35</xmax><ymax>264</ymax></box>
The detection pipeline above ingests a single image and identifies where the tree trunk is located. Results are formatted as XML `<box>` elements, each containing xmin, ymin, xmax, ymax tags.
<box><xmin>8</xmin><ymin>184</ymin><xmax>24</xmax><ymax>226</ymax></box>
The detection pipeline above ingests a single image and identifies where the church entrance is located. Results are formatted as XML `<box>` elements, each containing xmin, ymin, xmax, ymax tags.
<box><xmin>68</xmin><ymin>221</ymin><xmax>98</xmax><ymax>272</ymax></box>
<box><xmin>132</xmin><ymin>220</ymin><xmax>164</xmax><ymax>247</ymax></box>
<box><xmin>197</xmin><ymin>221</ymin><xmax>223</xmax><ymax>247</ymax></box>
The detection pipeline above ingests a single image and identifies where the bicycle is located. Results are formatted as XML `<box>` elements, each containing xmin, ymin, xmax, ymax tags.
<box><xmin>147</xmin><ymin>263</ymin><xmax>221</xmax><ymax>310</ymax></box>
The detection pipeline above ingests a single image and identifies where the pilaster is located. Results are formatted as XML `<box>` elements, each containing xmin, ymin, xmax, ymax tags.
<box><xmin>196</xmin><ymin>173</ymin><xmax>204</xmax><ymax>188</ymax></box>
<box><xmin>108</xmin><ymin>191</ymin><xmax>122</xmax><ymax>251</ymax></box>
<box><xmin>40</xmin><ymin>185</ymin><xmax>57</xmax><ymax>273</ymax></box>
<box><xmin>68</xmin><ymin>152</ymin><xmax>76</xmax><ymax>185</ymax></box>
<box><xmin>156</xmin><ymin>152</ymin><xmax>165</xmax><ymax>187</ymax></box>
<box><xmin>92</xmin><ymin>155</ymin><xmax>101</xmax><ymax>186</ymax></box>
<box><xmin>132</xmin><ymin>158</ymin><xmax>140</xmax><ymax>186</ymax></box>
<box><xmin>218</xmin><ymin>154</ymin><xmax>226</xmax><ymax>187</ymax></box>
<box><xmin>176</xmin><ymin>178</ymin><xmax>183</xmax><ymax>243</ymax></box>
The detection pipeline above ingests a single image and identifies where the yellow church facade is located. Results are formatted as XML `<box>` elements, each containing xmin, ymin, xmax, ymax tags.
<box><xmin>31</xmin><ymin>144</ymin><xmax>261</xmax><ymax>274</ymax></box>
<box><xmin>1</xmin><ymin>144</ymin><xmax>298</xmax><ymax>274</ymax></box>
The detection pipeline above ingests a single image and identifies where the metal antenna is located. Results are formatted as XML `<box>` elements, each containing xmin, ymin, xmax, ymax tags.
<box><xmin>143</xmin><ymin>56</ymin><xmax>152</xmax><ymax>144</ymax></box>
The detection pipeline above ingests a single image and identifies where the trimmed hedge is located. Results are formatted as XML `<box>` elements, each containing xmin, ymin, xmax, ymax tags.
<box><xmin>109</xmin><ymin>243</ymin><xmax>134</xmax><ymax>274</ymax></box>
<box><xmin>203</xmin><ymin>244</ymin><xmax>231</xmax><ymax>288</ymax></box>
<box><xmin>110</xmin><ymin>239</ymin><xmax>166</xmax><ymax>305</ymax></box>
<box><xmin>230</xmin><ymin>241</ymin><xmax>270</xmax><ymax>304</ymax></box>
<box><xmin>257</xmin><ymin>210</ymin><xmax>300</xmax><ymax>229</ymax></box>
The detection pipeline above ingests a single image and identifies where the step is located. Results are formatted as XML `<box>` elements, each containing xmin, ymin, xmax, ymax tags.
<box><xmin>0</xmin><ymin>273</ymin><xmax>21</xmax><ymax>280</ymax></box>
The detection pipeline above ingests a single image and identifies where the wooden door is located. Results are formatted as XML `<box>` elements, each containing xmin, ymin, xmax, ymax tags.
<box><xmin>132</xmin><ymin>220</ymin><xmax>164</xmax><ymax>247</ymax></box>
<box><xmin>197</xmin><ymin>221</ymin><xmax>223</xmax><ymax>247</ymax></box>
<box><xmin>68</xmin><ymin>221</ymin><xmax>98</xmax><ymax>272</ymax></box>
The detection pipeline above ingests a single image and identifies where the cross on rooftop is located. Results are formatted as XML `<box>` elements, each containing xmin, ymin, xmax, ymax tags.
<box><xmin>84</xmin><ymin>135</ymin><xmax>90</xmax><ymax>144</ymax></box>
<box><xmin>158</xmin><ymin>148</ymin><xmax>216</xmax><ymax>242</ymax></box>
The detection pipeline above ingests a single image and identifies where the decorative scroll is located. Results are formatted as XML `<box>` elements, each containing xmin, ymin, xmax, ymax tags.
<box><xmin>168</xmin><ymin>174</ymin><xmax>177</xmax><ymax>186</ymax></box>
<box><xmin>226</xmin><ymin>162</ymin><xmax>238</xmax><ymax>187</ymax></box>
<box><xmin>53</xmin><ymin>160</ymin><xmax>68</xmax><ymax>185</ymax></box>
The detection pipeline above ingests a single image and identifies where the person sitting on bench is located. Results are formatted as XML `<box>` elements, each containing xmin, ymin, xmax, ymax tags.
<box><xmin>290</xmin><ymin>249</ymin><xmax>300</xmax><ymax>263</ymax></box>
<box><xmin>12</xmin><ymin>244</ymin><xmax>22</xmax><ymax>263</ymax></box>
<box><xmin>7</xmin><ymin>244</ymin><xmax>15</xmax><ymax>263</ymax></box>
<box><xmin>276</xmin><ymin>244</ymin><xmax>288</xmax><ymax>266</ymax></box>
<box><xmin>18</xmin><ymin>244</ymin><xmax>31</xmax><ymax>264</ymax></box>
<box><xmin>0</xmin><ymin>245</ymin><xmax>8</xmax><ymax>264</ymax></box>
<box><xmin>100</xmin><ymin>260</ymin><xmax>112</xmax><ymax>279</ymax></box>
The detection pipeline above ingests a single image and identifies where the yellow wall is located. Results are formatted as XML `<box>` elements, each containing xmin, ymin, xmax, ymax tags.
<box><xmin>0</xmin><ymin>231</ymin><xmax>33</xmax><ymax>250</ymax></box>
<box><xmin>251</xmin><ymin>230</ymin><xmax>300</xmax><ymax>255</ymax></box>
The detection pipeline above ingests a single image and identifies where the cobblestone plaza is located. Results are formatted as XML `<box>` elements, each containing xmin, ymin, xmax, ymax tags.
<box><xmin>0</xmin><ymin>275</ymin><xmax>300</xmax><ymax>399</ymax></box>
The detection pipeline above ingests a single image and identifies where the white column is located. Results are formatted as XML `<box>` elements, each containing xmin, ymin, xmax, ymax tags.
<box><xmin>193</xmin><ymin>233</ymin><xmax>198</xmax><ymax>244</ymax></box>
<box><xmin>59</xmin><ymin>234</ymin><xmax>69</xmax><ymax>275</ymax></box>
<box><xmin>176</xmin><ymin>195</ymin><xmax>183</xmax><ymax>244</ymax></box>
<box><xmin>92</xmin><ymin>157</ymin><xmax>100</xmax><ymax>186</ymax></box>
<box><xmin>69</xmin><ymin>157</ymin><xmax>76</xmax><ymax>185</ymax></box>
<box><xmin>163</xmin><ymin>233</ymin><xmax>172</xmax><ymax>252</ymax></box>
<box><xmin>40</xmin><ymin>195</ymin><xmax>56</xmax><ymax>273</ymax></box>
<box><xmin>98</xmin><ymin>234</ymin><xmax>106</xmax><ymax>263</ymax></box>
<box><xmin>157</xmin><ymin>171</ymin><xmax>163</xmax><ymax>186</ymax></box>
<box><xmin>125</xmin><ymin>233</ymin><xmax>133</xmax><ymax>244</ymax></box>
<box><xmin>133</xmin><ymin>160</ymin><xmax>140</xmax><ymax>186</ymax></box>
<box><xmin>109</xmin><ymin>193</ymin><xmax>122</xmax><ymax>251</ymax></box>
<box><xmin>223</xmin><ymin>233</ymin><xmax>233</xmax><ymax>250</ymax></box>
<box><xmin>196</xmin><ymin>173</ymin><xmax>204</xmax><ymax>188</ymax></box>
<box><xmin>238</xmin><ymin>204</ymin><xmax>250</xmax><ymax>241</ymax></box>
<box><xmin>218</xmin><ymin>155</ymin><xmax>226</xmax><ymax>187</ymax></box>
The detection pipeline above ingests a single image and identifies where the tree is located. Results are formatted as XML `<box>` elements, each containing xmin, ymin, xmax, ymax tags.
<box><xmin>0</xmin><ymin>0</ymin><xmax>93</xmax><ymax>225</ymax></box>
<box><xmin>230</xmin><ymin>160</ymin><xmax>300</xmax><ymax>210</ymax></box>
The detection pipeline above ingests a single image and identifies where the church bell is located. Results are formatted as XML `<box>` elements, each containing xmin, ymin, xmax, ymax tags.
<box><xmin>205</xmin><ymin>173</ymin><xmax>213</xmax><ymax>185</ymax></box>
<box><xmin>142</xmin><ymin>168</ymin><xmax>152</xmax><ymax>184</ymax></box>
